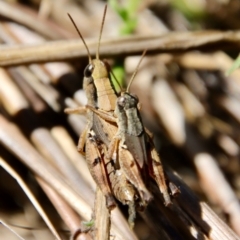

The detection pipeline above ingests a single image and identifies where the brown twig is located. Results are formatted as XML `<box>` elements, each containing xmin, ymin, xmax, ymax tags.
<box><xmin>168</xmin><ymin>172</ymin><xmax>240</xmax><ymax>240</ymax></box>
<box><xmin>0</xmin><ymin>1</ymin><xmax>71</xmax><ymax>39</ymax></box>
<box><xmin>1</xmin><ymin>30</ymin><xmax>240</xmax><ymax>66</ymax></box>
<box><xmin>93</xmin><ymin>188</ymin><xmax>110</xmax><ymax>240</ymax></box>
<box><xmin>0</xmin><ymin>156</ymin><xmax>62</xmax><ymax>240</ymax></box>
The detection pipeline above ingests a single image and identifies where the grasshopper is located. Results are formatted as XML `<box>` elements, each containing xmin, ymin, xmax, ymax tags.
<box><xmin>87</xmin><ymin>51</ymin><xmax>180</xmax><ymax>206</ymax></box>
<box><xmin>65</xmin><ymin>6</ymin><xmax>151</xmax><ymax>226</ymax></box>
<box><xmin>65</xmin><ymin>7</ymin><xmax>116</xmax><ymax>210</ymax></box>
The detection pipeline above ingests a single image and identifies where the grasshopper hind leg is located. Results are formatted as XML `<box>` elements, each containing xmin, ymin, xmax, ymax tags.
<box><xmin>149</xmin><ymin>145</ymin><xmax>177</xmax><ymax>206</ymax></box>
<box><xmin>85</xmin><ymin>132</ymin><xmax>116</xmax><ymax>209</ymax></box>
<box><xmin>128</xmin><ymin>201</ymin><xmax>136</xmax><ymax>229</ymax></box>
<box><xmin>149</xmin><ymin>148</ymin><xmax>180</xmax><ymax>206</ymax></box>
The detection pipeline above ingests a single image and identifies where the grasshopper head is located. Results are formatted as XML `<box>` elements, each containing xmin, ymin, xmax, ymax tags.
<box><xmin>91</xmin><ymin>59</ymin><xmax>109</xmax><ymax>79</ymax></box>
<box><xmin>118</xmin><ymin>92</ymin><xmax>139</xmax><ymax>110</ymax></box>
<box><xmin>86</xmin><ymin>59</ymin><xmax>117</xmax><ymax>112</ymax></box>
<box><xmin>83</xmin><ymin>59</ymin><xmax>109</xmax><ymax>80</ymax></box>
<box><xmin>83</xmin><ymin>63</ymin><xmax>97</xmax><ymax>105</ymax></box>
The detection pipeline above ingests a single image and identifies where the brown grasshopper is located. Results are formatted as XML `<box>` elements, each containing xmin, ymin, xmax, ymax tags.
<box><xmin>65</xmin><ymin>8</ymin><xmax>116</xmax><ymax>210</ymax></box>
<box><xmin>87</xmin><ymin>52</ymin><xmax>180</xmax><ymax>206</ymax></box>
<box><xmin>65</xmin><ymin>6</ymin><xmax>151</xmax><ymax>226</ymax></box>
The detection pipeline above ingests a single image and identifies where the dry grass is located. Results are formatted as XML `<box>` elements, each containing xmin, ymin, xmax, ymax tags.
<box><xmin>0</xmin><ymin>0</ymin><xmax>240</xmax><ymax>239</ymax></box>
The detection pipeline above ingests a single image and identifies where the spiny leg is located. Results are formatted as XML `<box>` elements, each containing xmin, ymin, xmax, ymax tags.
<box><xmin>119</xmin><ymin>147</ymin><xmax>152</xmax><ymax>204</ymax></box>
<box><xmin>106</xmin><ymin>136</ymin><xmax>120</xmax><ymax>163</ymax></box>
<box><xmin>169</xmin><ymin>182</ymin><xmax>181</xmax><ymax>197</ymax></box>
<box><xmin>65</xmin><ymin>105</ymin><xmax>89</xmax><ymax>153</ymax></box>
<box><xmin>84</xmin><ymin>104</ymin><xmax>121</xmax><ymax>160</ymax></box>
<box><xmin>102</xmin><ymin>145</ymin><xmax>139</xmax><ymax>229</ymax></box>
<box><xmin>146</xmin><ymin>131</ymin><xmax>180</xmax><ymax>203</ymax></box>
<box><xmin>65</xmin><ymin>105</ymin><xmax>89</xmax><ymax>154</ymax></box>
<box><xmin>149</xmin><ymin>146</ymin><xmax>172</xmax><ymax>206</ymax></box>
<box><xmin>128</xmin><ymin>201</ymin><xmax>136</xmax><ymax>229</ymax></box>
<box><xmin>64</xmin><ymin>106</ymin><xmax>89</xmax><ymax>155</ymax></box>
<box><xmin>85</xmin><ymin>136</ymin><xmax>116</xmax><ymax>209</ymax></box>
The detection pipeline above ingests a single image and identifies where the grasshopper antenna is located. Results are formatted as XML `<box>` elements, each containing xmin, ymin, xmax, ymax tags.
<box><xmin>96</xmin><ymin>5</ymin><xmax>107</xmax><ymax>60</ymax></box>
<box><xmin>126</xmin><ymin>50</ymin><xmax>147</xmax><ymax>93</ymax></box>
<box><xmin>67</xmin><ymin>13</ymin><xmax>92</xmax><ymax>64</ymax></box>
<box><xmin>110</xmin><ymin>69</ymin><xmax>123</xmax><ymax>92</ymax></box>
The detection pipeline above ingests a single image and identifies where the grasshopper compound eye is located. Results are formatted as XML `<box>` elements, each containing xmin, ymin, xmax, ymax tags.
<box><xmin>131</xmin><ymin>93</ymin><xmax>139</xmax><ymax>103</ymax></box>
<box><xmin>84</xmin><ymin>64</ymin><xmax>94</xmax><ymax>78</ymax></box>
<box><xmin>117</xmin><ymin>96</ymin><xmax>126</xmax><ymax>107</ymax></box>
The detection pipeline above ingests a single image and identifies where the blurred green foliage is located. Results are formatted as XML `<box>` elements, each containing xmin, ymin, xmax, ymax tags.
<box><xmin>82</xmin><ymin>219</ymin><xmax>94</xmax><ymax>227</ymax></box>
<box><xmin>169</xmin><ymin>0</ymin><xmax>206</xmax><ymax>21</ymax></box>
<box><xmin>109</xmin><ymin>0</ymin><xmax>141</xmax><ymax>89</ymax></box>
<box><xmin>226</xmin><ymin>55</ymin><xmax>240</xmax><ymax>76</ymax></box>
<box><xmin>109</xmin><ymin>0</ymin><xmax>140</xmax><ymax>35</ymax></box>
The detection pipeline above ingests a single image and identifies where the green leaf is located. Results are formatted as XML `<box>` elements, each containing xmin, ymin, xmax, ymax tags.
<box><xmin>226</xmin><ymin>55</ymin><xmax>240</xmax><ymax>76</ymax></box>
<box><xmin>169</xmin><ymin>0</ymin><xmax>206</xmax><ymax>21</ymax></box>
<box><xmin>126</xmin><ymin>0</ymin><xmax>141</xmax><ymax>16</ymax></box>
<box><xmin>82</xmin><ymin>219</ymin><xmax>94</xmax><ymax>227</ymax></box>
<box><xmin>109</xmin><ymin>0</ymin><xmax>139</xmax><ymax>36</ymax></box>
<box><xmin>120</xmin><ymin>19</ymin><xmax>137</xmax><ymax>35</ymax></box>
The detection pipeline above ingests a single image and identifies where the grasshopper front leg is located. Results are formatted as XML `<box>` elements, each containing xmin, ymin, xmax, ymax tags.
<box><xmin>64</xmin><ymin>106</ymin><xmax>89</xmax><ymax>154</ymax></box>
<box><xmin>86</xmin><ymin>105</ymin><xmax>117</xmax><ymax>123</ymax></box>
<box><xmin>85</xmin><ymin>131</ymin><xmax>116</xmax><ymax>209</ymax></box>
<box><xmin>64</xmin><ymin>106</ymin><xmax>88</xmax><ymax>115</ymax></box>
<box><xmin>77</xmin><ymin>126</ymin><xmax>88</xmax><ymax>154</ymax></box>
